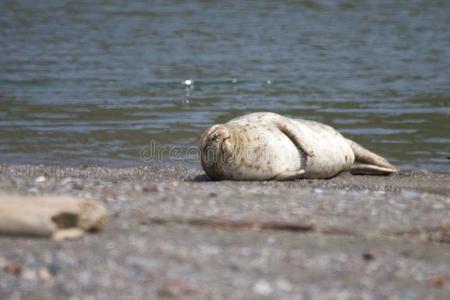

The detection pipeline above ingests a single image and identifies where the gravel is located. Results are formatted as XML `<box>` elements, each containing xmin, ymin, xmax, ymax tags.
<box><xmin>0</xmin><ymin>164</ymin><xmax>449</xmax><ymax>299</ymax></box>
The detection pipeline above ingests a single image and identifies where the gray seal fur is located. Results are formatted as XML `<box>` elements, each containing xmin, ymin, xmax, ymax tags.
<box><xmin>199</xmin><ymin>112</ymin><xmax>397</xmax><ymax>180</ymax></box>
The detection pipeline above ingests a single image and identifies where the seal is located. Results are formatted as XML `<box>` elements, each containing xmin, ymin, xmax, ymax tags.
<box><xmin>199</xmin><ymin>112</ymin><xmax>397</xmax><ymax>180</ymax></box>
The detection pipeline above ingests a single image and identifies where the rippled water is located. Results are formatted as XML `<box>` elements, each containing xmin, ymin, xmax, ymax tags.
<box><xmin>1</xmin><ymin>0</ymin><xmax>449</xmax><ymax>171</ymax></box>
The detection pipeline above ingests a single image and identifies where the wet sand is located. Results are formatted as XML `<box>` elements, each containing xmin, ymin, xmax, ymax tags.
<box><xmin>1</xmin><ymin>164</ymin><xmax>450</xmax><ymax>299</ymax></box>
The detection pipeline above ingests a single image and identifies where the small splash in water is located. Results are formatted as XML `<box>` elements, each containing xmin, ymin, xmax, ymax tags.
<box><xmin>182</xmin><ymin>79</ymin><xmax>194</xmax><ymax>87</ymax></box>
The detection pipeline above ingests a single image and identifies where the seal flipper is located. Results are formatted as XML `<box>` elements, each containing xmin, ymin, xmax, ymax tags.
<box><xmin>275</xmin><ymin>169</ymin><xmax>306</xmax><ymax>181</ymax></box>
<box><xmin>346</xmin><ymin>138</ymin><xmax>397</xmax><ymax>175</ymax></box>
<box><xmin>275</xmin><ymin>120</ymin><xmax>315</xmax><ymax>157</ymax></box>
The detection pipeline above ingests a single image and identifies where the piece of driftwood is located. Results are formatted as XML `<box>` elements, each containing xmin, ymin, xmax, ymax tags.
<box><xmin>0</xmin><ymin>194</ymin><xmax>107</xmax><ymax>240</ymax></box>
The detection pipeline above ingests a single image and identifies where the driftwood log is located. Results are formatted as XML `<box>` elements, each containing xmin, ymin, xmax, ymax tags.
<box><xmin>0</xmin><ymin>194</ymin><xmax>107</xmax><ymax>240</ymax></box>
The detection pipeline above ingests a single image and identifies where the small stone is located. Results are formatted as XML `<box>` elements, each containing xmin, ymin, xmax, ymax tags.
<box><xmin>106</xmin><ymin>241</ymin><xmax>118</xmax><ymax>252</ymax></box>
<box><xmin>28</xmin><ymin>187</ymin><xmax>39</xmax><ymax>194</ymax></box>
<box><xmin>72</xmin><ymin>182</ymin><xmax>84</xmax><ymax>190</ymax></box>
<box><xmin>253</xmin><ymin>279</ymin><xmax>273</xmax><ymax>295</ymax></box>
<box><xmin>275</xmin><ymin>278</ymin><xmax>292</xmax><ymax>292</ymax></box>
<box><xmin>61</xmin><ymin>177</ymin><xmax>73</xmax><ymax>185</ymax></box>
<box><xmin>362</xmin><ymin>252</ymin><xmax>375</xmax><ymax>261</ymax></box>
<box><xmin>267</xmin><ymin>236</ymin><xmax>275</xmax><ymax>244</ymax></box>
<box><xmin>157</xmin><ymin>282</ymin><xmax>195</xmax><ymax>298</ymax></box>
<box><xmin>2</xmin><ymin>260</ymin><xmax>23</xmax><ymax>276</ymax></box>
<box><xmin>39</xmin><ymin>268</ymin><xmax>52</xmax><ymax>280</ymax></box>
<box><xmin>428</xmin><ymin>274</ymin><xmax>450</xmax><ymax>288</ymax></box>
<box><xmin>47</xmin><ymin>262</ymin><xmax>60</xmax><ymax>276</ymax></box>
<box><xmin>400</xmin><ymin>250</ymin><xmax>412</xmax><ymax>258</ymax></box>
<box><xmin>22</xmin><ymin>269</ymin><xmax>37</xmax><ymax>280</ymax></box>
<box><xmin>432</xmin><ymin>202</ymin><xmax>444</xmax><ymax>209</ymax></box>
<box><xmin>142</xmin><ymin>184</ymin><xmax>158</xmax><ymax>192</ymax></box>
<box><xmin>35</xmin><ymin>176</ymin><xmax>46</xmax><ymax>183</ymax></box>
<box><xmin>157</xmin><ymin>287</ymin><xmax>175</xmax><ymax>299</ymax></box>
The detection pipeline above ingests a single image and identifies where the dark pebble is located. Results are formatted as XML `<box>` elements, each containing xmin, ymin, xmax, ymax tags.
<box><xmin>2</xmin><ymin>260</ymin><xmax>23</xmax><ymax>276</ymax></box>
<box><xmin>362</xmin><ymin>252</ymin><xmax>375</xmax><ymax>261</ymax></box>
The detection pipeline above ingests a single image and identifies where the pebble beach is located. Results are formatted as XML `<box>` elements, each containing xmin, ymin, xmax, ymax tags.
<box><xmin>1</xmin><ymin>164</ymin><xmax>449</xmax><ymax>299</ymax></box>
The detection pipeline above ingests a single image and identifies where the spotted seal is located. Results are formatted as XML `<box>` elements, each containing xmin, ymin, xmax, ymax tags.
<box><xmin>199</xmin><ymin>112</ymin><xmax>397</xmax><ymax>180</ymax></box>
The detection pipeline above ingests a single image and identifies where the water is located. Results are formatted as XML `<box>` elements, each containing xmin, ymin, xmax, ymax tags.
<box><xmin>1</xmin><ymin>0</ymin><xmax>449</xmax><ymax>171</ymax></box>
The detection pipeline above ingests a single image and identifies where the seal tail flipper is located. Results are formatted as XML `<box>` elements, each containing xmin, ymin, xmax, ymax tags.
<box><xmin>350</xmin><ymin>163</ymin><xmax>396</xmax><ymax>175</ymax></box>
<box><xmin>346</xmin><ymin>138</ymin><xmax>397</xmax><ymax>175</ymax></box>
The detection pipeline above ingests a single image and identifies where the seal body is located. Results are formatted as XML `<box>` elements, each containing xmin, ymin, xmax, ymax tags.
<box><xmin>200</xmin><ymin>112</ymin><xmax>397</xmax><ymax>181</ymax></box>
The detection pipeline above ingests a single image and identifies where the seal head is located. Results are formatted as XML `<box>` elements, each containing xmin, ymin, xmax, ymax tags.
<box><xmin>199</xmin><ymin>120</ymin><xmax>305</xmax><ymax>181</ymax></box>
<box><xmin>199</xmin><ymin>125</ymin><xmax>237</xmax><ymax>180</ymax></box>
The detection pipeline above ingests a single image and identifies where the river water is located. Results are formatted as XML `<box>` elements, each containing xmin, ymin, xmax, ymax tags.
<box><xmin>1</xmin><ymin>0</ymin><xmax>449</xmax><ymax>171</ymax></box>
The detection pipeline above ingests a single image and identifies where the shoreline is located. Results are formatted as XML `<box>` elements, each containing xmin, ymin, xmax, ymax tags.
<box><xmin>1</xmin><ymin>163</ymin><xmax>449</xmax><ymax>195</ymax></box>
<box><xmin>1</xmin><ymin>164</ymin><xmax>450</xmax><ymax>298</ymax></box>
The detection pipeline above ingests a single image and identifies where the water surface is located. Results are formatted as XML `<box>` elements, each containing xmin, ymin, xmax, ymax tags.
<box><xmin>1</xmin><ymin>0</ymin><xmax>449</xmax><ymax>171</ymax></box>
